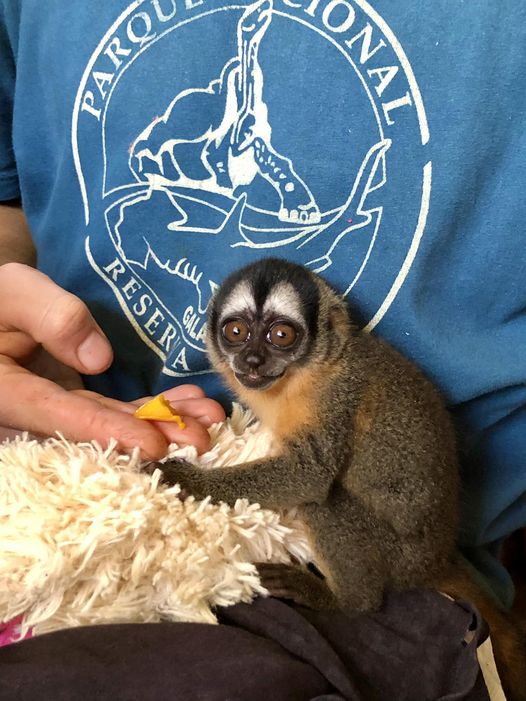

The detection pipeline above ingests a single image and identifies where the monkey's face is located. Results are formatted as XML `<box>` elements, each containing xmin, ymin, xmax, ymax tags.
<box><xmin>208</xmin><ymin>260</ymin><xmax>319</xmax><ymax>391</ymax></box>
<box><xmin>218</xmin><ymin>312</ymin><xmax>306</xmax><ymax>390</ymax></box>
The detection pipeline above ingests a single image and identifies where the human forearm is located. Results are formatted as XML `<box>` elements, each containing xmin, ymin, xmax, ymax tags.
<box><xmin>0</xmin><ymin>201</ymin><xmax>36</xmax><ymax>266</ymax></box>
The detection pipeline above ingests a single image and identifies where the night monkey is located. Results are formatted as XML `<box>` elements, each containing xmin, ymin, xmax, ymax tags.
<box><xmin>154</xmin><ymin>258</ymin><xmax>526</xmax><ymax>700</ymax></box>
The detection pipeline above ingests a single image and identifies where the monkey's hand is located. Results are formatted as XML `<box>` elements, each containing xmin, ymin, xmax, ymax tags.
<box><xmin>147</xmin><ymin>458</ymin><xmax>212</xmax><ymax>500</ymax></box>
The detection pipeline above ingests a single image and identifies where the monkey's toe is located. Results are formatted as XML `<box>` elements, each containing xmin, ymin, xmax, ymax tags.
<box><xmin>256</xmin><ymin>563</ymin><xmax>337</xmax><ymax>610</ymax></box>
<box><xmin>149</xmin><ymin>458</ymin><xmax>197</xmax><ymax>491</ymax></box>
<box><xmin>142</xmin><ymin>462</ymin><xmax>159</xmax><ymax>477</ymax></box>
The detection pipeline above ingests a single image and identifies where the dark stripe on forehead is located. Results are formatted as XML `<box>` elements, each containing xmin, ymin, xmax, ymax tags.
<box><xmin>252</xmin><ymin>259</ymin><xmax>279</xmax><ymax>311</ymax></box>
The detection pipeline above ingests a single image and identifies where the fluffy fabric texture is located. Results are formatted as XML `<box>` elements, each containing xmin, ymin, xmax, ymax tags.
<box><xmin>0</xmin><ymin>405</ymin><xmax>311</xmax><ymax>638</ymax></box>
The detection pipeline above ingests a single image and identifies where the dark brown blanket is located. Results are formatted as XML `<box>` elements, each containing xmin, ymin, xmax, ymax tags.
<box><xmin>0</xmin><ymin>590</ymin><xmax>490</xmax><ymax>701</ymax></box>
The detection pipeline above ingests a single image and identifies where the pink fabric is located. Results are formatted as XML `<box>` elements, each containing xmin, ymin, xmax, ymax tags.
<box><xmin>0</xmin><ymin>616</ymin><xmax>32</xmax><ymax>646</ymax></box>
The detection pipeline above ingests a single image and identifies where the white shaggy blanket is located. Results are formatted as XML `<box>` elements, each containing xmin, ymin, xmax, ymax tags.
<box><xmin>0</xmin><ymin>405</ymin><xmax>312</xmax><ymax>638</ymax></box>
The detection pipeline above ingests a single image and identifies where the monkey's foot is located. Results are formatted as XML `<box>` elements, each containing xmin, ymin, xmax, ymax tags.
<box><xmin>256</xmin><ymin>563</ymin><xmax>338</xmax><ymax>610</ymax></box>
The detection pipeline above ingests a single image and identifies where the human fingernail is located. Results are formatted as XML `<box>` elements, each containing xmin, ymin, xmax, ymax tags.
<box><xmin>197</xmin><ymin>415</ymin><xmax>213</xmax><ymax>427</ymax></box>
<box><xmin>77</xmin><ymin>331</ymin><xmax>112</xmax><ymax>372</ymax></box>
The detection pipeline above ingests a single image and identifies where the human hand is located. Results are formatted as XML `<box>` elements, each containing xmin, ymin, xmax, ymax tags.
<box><xmin>0</xmin><ymin>263</ymin><xmax>225</xmax><ymax>458</ymax></box>
<box><xmin>74</xmin><ymin>385</ymin><xmax>226</xmax><ymax>457</ymax></box>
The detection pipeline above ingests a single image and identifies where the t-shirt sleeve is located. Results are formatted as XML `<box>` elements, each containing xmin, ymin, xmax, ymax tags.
<box><xmin>0</xmin><ymin>9</ymin><xmax>20</xmax><ymax>201</ymax></box>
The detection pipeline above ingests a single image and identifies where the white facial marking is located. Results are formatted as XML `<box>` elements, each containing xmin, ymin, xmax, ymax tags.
<box><xmin>263</xmin><ymin>282</ymin><xmax>304</xmax><ymax>324</ymax></box>
<box><xmin>220</xmin><ymin>280</ymin><xmax>256</xmax><ymax>323</ymax></box>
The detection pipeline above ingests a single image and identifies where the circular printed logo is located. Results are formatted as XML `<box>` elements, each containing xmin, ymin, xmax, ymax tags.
<box><xmin>73</xmin><ymin>0</ymin><xmax>430</xmax><ymax>376</ymax></box>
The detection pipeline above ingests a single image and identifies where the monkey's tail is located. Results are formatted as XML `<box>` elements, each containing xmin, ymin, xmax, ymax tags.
<box><xmin>433</xmin><ymin>554</ymin><xmax>526</xmax><ymax>701</ymax></box>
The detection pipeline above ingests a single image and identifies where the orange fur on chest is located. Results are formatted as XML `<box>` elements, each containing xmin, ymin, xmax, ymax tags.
<box><xmin>224</xmin><ymin>365</ymin><xmax>332</xmax><ymax>441</ymax></box>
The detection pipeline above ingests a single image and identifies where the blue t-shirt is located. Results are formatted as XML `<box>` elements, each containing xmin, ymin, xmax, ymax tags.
<box><xmin>1</xmin><ymin>0</ymin><xmax>525</xmax><ymax>605</ymax></box>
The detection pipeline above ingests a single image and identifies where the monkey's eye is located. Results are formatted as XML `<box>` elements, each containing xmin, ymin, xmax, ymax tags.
<box><xmin>267</xmin><ymin>322</ymin><xmax>297</xmax><ymax>349</ymax></box>
<box><xmin>222</xmin><ymin>319</ymin><xmax>250</xmax><ymax>344</ymax></box>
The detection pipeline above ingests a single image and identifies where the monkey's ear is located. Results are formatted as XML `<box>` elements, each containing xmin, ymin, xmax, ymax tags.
<box><xmin>327</xmin><ymin>303</ymin><xmax>353</xmax><ymax>342</ymax></box>
<box><xmin>328</xmin><ymin>303</ymin><xmax>351</xmax><ymax>331</ymax></box>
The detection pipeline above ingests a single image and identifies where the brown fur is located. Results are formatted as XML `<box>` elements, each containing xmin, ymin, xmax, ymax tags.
<box><xmin>352</xmin><ymin>380</ymin><xmax>384</xmax><ymax>449</ymax></box>
<box><xmin>435</xmin><ymin>560</ymin><xmax>526</xmax><ymax>701</ymax></box>
<box><xmin>157</xmin><ymin>259</ymin><xmax>525</xmax><ymax>698</ymax></box>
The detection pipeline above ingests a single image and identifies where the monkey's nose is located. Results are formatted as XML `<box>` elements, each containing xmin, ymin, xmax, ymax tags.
<box><xmin>245</xmin><ymin>352</ymin><xmax>264</xmax><ymax>369</ymax></box>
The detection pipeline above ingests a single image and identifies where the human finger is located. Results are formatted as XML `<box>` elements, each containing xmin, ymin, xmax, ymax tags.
<box><xmin>162</xmin><ymin>384</ymin><xmax>206</xmax><ymax>401</ymax></box>
<box><xmin>148</xmin><ymin>415</ymin><xmax>214</xmax><ymax>454</ymax></box>
<box><xmin>0</xmin><ymin>263</ymin><xmax>112</xmax><ymax>374</ymax></box>
<box><xmin>81</xmin><ymin>389</ymin><xmax>225</xmax><ymax>429</ymax></box>
<box><xmin>0</xmin><ymin>365</ymin><xmax>168</xmax><ymax>459</ymax></box>
<box><xmin>74</xmin><ymin>390</ymin><xmax>218</xmax><ymax>454</ymax></box>
<box><xmin>131</xmin><ymin>394</ymin><xmax>226</xmax><ymax>427</ymax></box>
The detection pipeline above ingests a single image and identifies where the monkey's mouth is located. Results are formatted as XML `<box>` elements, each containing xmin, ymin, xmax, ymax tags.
<box><xmin>234</xmin><ymin>370</ymin><xmax>284</xmax><ymax>390</ymax></box>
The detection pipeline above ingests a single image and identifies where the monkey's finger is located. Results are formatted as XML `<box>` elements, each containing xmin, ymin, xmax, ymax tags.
<box><xmin>256</xmin><ymin>563</ymin><xmax>300</xmax><ymax>574</ymax></box>
<box><xmin>0</xmin><ymin>264</ymin><xmax>113</xmax><ymax>374</ymax></box>
<box><xmin>258</xmin><ymin>573</ymin><xmax>293</xmax><ymax>588</ymax></box>
<box><xmin>261</xmin><ymin>588</ymin><xmax>294</xmax><ymax>599</ymax></box>
<box><xmin>177</xmin><ymin>487</ymin><xmax>190</xmax><ymax>502</ymax></box>
<box><xmin>259</xmin><ymin>583</ymin><xmax>303</xmax><ymax>603</ymax></box>
<box><xmin>259</xmin><ymin>580</ymin><xmax>290</xmax><ymax>593</ymax></box>
<box><xmin>256</xmin><ymin>566</ymin><xmax>295</xmax><ymax>587</ymax></box>
<box><xmin>141</xmin><ymin>463</ymin><xmax>189</xmax><ymax>500</ymax></box>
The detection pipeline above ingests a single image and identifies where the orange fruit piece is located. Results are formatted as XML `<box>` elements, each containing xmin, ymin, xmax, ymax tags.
<box><xmin>134</xmin><ymin>394</ymin><xmax>186</xmax><ymax>429</ymax></box>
